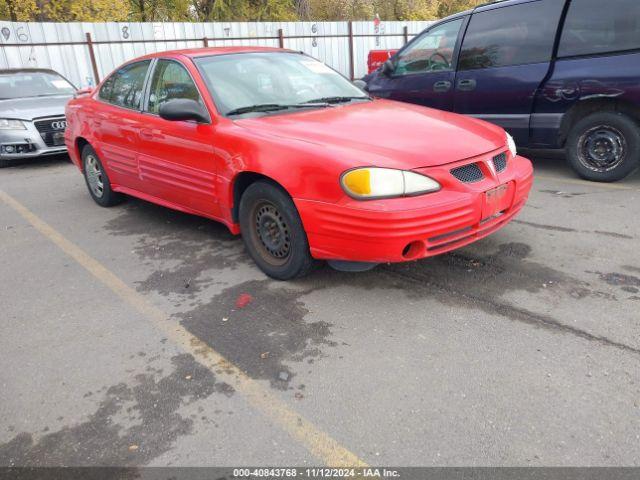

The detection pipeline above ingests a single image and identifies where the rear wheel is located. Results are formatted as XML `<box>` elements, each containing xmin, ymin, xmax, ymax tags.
<box><xmin>81</xmin><ymin>144</ymin><xmax>124</xmax><ymax>207</ymax></box>
<box><xmin>566</xmin><ymin>112</ymin><xmax>640</xmax><ymax>182</ymax></box>
<box><xmin>239</xmin><ymin>180</ymin><xmax>317</xmax><ymax>280</ymax></box>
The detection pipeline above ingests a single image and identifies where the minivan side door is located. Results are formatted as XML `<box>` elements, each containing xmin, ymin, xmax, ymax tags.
<box><xmin>366</xmin><ymin>17</ymin><xmax>466</xmax><ymax>111</ymax></box>
<box><xmin>531</xmin><ymin>0</ymin><xmax>640</xmax><ymax>148</ymax></box>
<box><xmin>453</xmin><ymin>0</ymin><xmax>565</xmax><ymax>146</ymax></box>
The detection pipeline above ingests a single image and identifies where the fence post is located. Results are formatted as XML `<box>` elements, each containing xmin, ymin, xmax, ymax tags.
<box><xmin>348</xmin><ymin>21</ymin><xmax>354</xmax><ymax>80</ymax></box>
<box><xmin>203</xmin><ymin>37</ymin><xmax>209</xmax><ymax>47</ymax></box>
<box><xmin>278</xmin><ymin>28</ymin><xmax>284</xmax><ymax>48</ymax></box>
<box><xmin>85</xmin><ymin>32</ymin><xmax>100</xmax><ymax>85</ymax></box>
<box><xmin>403</xmin><ymin>25</ymin><xmax>409</xmax><ymax>44</ymax></box>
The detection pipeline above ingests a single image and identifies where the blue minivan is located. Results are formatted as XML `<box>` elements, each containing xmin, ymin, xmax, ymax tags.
<box><xmin>363</xmin><ymin>0</ymin><xmax>640</xmax><ymax>182</ymax></box>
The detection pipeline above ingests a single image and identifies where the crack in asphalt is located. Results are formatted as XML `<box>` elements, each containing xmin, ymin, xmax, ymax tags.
<box><xmin>379</xmin><ymin>266</ymin><xmax>640</xmax><ymax>357</ymax></box>
<box><xmin>514</xmin><ymin>220</ymin><xmax>634</xmax><ymax>240</ymax></box>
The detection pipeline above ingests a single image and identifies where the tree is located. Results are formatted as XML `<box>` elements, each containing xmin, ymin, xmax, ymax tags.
<box><xmin>1</xmin><ymin>0</ymin><xmax>39</xmax><ymax>21</ymax></box>
<box><xmin>43</xmin><ymin>0</ymin><xmax>130</xmax><ymax>21</ymax></box>
<box><xmin>1</xmin><ymin>0</ymin><xmax>480</xmax><ymax>22</ymax></box>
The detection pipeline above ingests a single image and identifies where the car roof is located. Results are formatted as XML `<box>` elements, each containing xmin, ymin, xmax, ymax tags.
<box><xmin>135</xmin><ymin>46</ymin><xmax>294</xmax><ymax>61</ymax></box>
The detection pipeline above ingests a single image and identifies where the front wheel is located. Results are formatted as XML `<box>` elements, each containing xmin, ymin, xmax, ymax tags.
<box><xmin>566</xmin><ymin>112</ymin><xmax>640</xmax><ymax>182</ymax></box>
<box><xmin>239</xmin><ymin>181</ymin><xmax>317</xmax><ymax>280</ymax></box>
<box><xmin>81</xmin><ymin>144</ymin><xmax>124</xmax><ymax>207</ymax></box>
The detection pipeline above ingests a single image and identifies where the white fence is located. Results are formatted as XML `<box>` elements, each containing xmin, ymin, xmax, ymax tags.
<box><xmin>0</xmin><ymin>20</ymin><xmax>434</xmax><ymax>88</ymax></box>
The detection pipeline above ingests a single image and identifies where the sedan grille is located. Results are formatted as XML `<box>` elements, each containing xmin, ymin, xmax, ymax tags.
<box><xmin>34</xmin><ymin>116</ymin><xmax>67</xmax><ymax>147</ymax></box>
<box><xmin>450</xmin><ymin>163</ymin><xmax>484</xmax><ymax>183</ymax></box>
<box><xmin>492</xmin><ymin>152</ymin><xmax>507</xmax><ymax>173</ymax></box>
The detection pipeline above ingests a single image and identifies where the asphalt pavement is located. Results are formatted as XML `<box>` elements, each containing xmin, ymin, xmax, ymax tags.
<box><xmin>1</xmin><ymin>154</ymin><xmax>639</xmax><ymax>467</ymax></box>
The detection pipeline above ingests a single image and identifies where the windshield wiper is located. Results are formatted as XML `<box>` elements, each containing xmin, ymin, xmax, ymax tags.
<box><xmin>226</xmin><ymin>102</ymin><xmax>330</xmax><ymax>116</ymax></box>
<box><xmin>302</xmin><ymin>96</ymin><xmax>371</xmax><ymax>104</ymax></box>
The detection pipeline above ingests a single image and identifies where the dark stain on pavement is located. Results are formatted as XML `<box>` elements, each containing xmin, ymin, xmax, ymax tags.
<box><xmin>513</xmin><ymin>220</ymin><xmax>577</xmax><ymax>233</ymax></box>
<box><xmin>103</xmin><ymin>199</ymin><xmax>640</xmax><ymax>388</ymax></box>
<box><xmin>379</xmin><ymin>241</ymin><xmax>640</xmax><ymax>355</ymax></box>
<box><xmin>539</xmin><ymin>189</ymin><xmax>587</xmax><ymax>198</ymax></box>
<box><xmin>103</xmin><ymin>199</ymin><xmax>249</xmax><ymax>297</ymax></box>
<box><xmin>596</xmin><ymin>272</ymin><xmax>640</xmax><ymax>288</ymax></box>
<box><xmin>0</xmin><ymin>354</ymin><xmax>233</xmax><ymax>467</ymax></box>
<box><xmin>514</xmin><ymin>220</ymin><xmax>634</xmax><ymax>240</ymax></box>
<box><xmin>179</xmin><ymin>280</ymin><xmax>336</xmax><ymax>390</ymax></box>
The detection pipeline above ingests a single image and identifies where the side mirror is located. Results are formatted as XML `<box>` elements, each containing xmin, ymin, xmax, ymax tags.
<box><xmin>381</xmin><ymin>60</ymin><xmax>395</xmax><ymax>76</ymax></box>
<box><xmin>159</xmin><ymin>99</ymin><xmax>209</xmax><ymax>123</ymax></box>
<box><xmin>352</xmin><ymin>79</ymin><xmax>368</xmax><ymax>91</ymax></box>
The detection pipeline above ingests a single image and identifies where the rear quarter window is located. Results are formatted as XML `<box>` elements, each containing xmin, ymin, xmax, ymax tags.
<box><xmin>558</xmin><ymin>0</ymin><xmax>640</xmax><ymax>58</ymax></box>
<box><xmin>458</xmin><ymin>0</ymin><xmax>564</xmax><ymax>71</ymax></box>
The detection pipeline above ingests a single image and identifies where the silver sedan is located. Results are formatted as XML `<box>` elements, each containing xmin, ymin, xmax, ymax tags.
<box><xmin>0</xmin><ymin>68</ymin><xmax>76</xmax><ymax>167</ymax></box>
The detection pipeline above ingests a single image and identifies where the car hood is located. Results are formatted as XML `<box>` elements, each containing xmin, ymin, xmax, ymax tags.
<box><xmin>235</xmin><ymin>99</ymin><xmax>507</xmax><ymax>169</ymax></box>
<box><xmin>0</xmin><ymin>94</ymin><xmax>72</xmax><ymax>120</ymax></box>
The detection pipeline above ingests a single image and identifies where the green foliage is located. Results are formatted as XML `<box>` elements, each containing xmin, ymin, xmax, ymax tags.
<box><xmin>1</xmin><ymin>0</ymin><xmax>482</xmax><ymax>22</ymax></box>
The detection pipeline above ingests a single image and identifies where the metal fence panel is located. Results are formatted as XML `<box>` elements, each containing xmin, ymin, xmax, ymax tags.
<box><xmin>0</xmin><ymin>20</ymin><xmax>433</xmax><ymax>87</ymax></box>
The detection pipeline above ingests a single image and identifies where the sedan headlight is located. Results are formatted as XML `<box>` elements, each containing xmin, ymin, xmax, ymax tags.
<box><xmin>506</xmin><ymin>132</ymin><xmax>517</xmax><ymax>158</ymax></box>
<box><xmin>0</xmin><ymin>119</ymin><xmax>26</xmax><ymax>130</ymax></box>
<box><xmin>341</xmin><ymin>167</ymin><xmax>440</xmax><ymax>200</ymax></box>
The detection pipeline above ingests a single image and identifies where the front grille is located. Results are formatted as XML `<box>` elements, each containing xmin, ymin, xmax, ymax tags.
<box><xmin>493</xmin><ymin>152</ymin><xmax>507</xmax><ymax>173</ymax></box>
<box><xmin>450</xmin><ymin>163</ymin><xmax>484</xmax><ymax>183</ymax></box>
<box><xmin>34</xmin><ymin>116</ymin><xmax>67</xmax><ymax>147</ymax></box>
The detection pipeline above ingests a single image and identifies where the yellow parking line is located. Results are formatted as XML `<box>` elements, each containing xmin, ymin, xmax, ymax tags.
<box><xmin>535</xmin><ymin>174</ymin><xmax>638</xmax><ymax>191</ymax></box>
<box><xmin>0</xmin><ymin>188</ymin><xmax>366</xmax><ymax>468</ymax></box>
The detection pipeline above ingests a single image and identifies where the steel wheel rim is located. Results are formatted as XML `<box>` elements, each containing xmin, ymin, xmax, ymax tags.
<box><xmin>577</xmin><ymin>125</ymin><xmax>627</xmax><ymax>173</ymax></box>
<box><xmin>86</xmin><ymin>155</ymin><xmax>104</xmax><ymax>198</ymax></box>
<box><xmin>250</xmin><ymin>201</ymin><xmax>291</xmax><ymax>266</ymax></box>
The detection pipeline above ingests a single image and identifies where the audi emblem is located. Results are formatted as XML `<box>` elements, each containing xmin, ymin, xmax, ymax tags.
<box><xmin>51</xmin><ymin>120</ymin><xmax>67</xmax><ymax>130</ymax></box>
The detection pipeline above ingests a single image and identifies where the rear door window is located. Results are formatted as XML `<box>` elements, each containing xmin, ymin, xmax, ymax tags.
<box><xmin>558</xmin><ymin>0</ymin><xmax>640</xmax><ymax>58</ymax></box>
<box><xmin>458</xmin><ymin>0</ymin><xmax>562</xmax><ymax>71</ymax></box>
<box><xmin>98</xmin><ymin>60</ymin><xmax>151</xmax><ymax>110</ymax></box>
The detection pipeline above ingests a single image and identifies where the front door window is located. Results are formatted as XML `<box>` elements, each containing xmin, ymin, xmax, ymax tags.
<box><xmin>393</xmin><ymin>19</ymin><xmax>463</xmax><ymax>76</ymax></box>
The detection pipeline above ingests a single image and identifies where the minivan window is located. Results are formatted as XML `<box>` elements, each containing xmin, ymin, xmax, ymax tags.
<box><xmin>458</xmin><ymin>1</ymin><xmax>562</xmax><ymax>71</ymax></box>
<box><xmin>393</xmin><ymin>19</ymin><xmax>463</xmax><ymax>75</ymax></box>
<box><xmin>558</xmin><ymin>0</ymin><xmax>640</xmax><ymax>58</ymax></box>
<box><xmin>99</xmin><ymin>60</ymin><xmax>150</xmax><ymax>110</ymax></box>
<box><xmin>147</xmin><ymin>60</ymin><xmax>203</xmax><ymax>114</ymax></box>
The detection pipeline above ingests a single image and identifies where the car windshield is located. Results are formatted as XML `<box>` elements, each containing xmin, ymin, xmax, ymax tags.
<box><xmin>0</xmin><ymin>71</ymin><xmax>75</xmax><ymax>100</ymax></box>
<box><xmin>194</xmin><ymin>52</ymin><xmax>368</xmax><ymax>116</ymax></box>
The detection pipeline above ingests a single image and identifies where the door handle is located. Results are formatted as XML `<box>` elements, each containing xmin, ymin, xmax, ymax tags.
<box><xmin>433</xmin><ymin>81</ymin><xmax>452</xmax><ymax>93</ymax></box>
<box><xmin>457</xmin><ymin>79</ymin><xmax>477</xmax><ymax>91</ymax></box>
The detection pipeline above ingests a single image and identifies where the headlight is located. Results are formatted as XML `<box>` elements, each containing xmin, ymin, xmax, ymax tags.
<box><xmin>341</xmin><ymin>167</ymin><xmax>440</xmax><ymax>200</ymax></box>
<box><xmin>0</xmin><ymin>119</ymin><xmax>26</xmax><ymax>130</ymax></box>
<box><xmin>506</xmin><ymin>132</ymin><xmax>517</xmax><ymax>158</ymax></box>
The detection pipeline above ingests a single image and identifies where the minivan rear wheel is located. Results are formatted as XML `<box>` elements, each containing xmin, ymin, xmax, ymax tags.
<box><xmin>566</xmin><ymin>112</ymin><xmax>640</xmax><ymax>182</ymax></box>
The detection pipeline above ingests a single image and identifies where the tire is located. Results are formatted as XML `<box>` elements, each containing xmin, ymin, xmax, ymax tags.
<box><xmin>81</xmin><ymin>144</ymin><xmax>124</xmax><ymax>207</ymax></box>
<box><xmin>566</xmin><ymin>112</ymin><xmax>640</xmax><ymax>182</ymax></box>
<box><xmin>0</xmin><ymin>159</ymin><xmax>11</xmax><ymax>168</ymax></box>
<box><xmin>239</xmin><ymin>180</ymin><xmax>318</xmax><ymax>280</ymax></box>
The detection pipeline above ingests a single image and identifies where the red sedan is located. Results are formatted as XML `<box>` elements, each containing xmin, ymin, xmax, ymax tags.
<box><xmin>65</xmin><ymin>47</ymin><xmax>533</xmax><ymax>280</ymax></box>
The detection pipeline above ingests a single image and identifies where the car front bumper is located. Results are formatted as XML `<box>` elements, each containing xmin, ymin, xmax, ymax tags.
<box><xmin>0</xmin><ymin>118</ymin><xmax>68</xmax><ymax>160</ymax></box>
<box><xmin>295</xmin><ymin>151</ymin><xmax>534</xmax><ymax>264</ymax></box>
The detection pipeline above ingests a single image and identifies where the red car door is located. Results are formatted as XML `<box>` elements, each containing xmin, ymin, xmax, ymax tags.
<box><xmin>136</xmin><ymin>58</ymin><xmax>221</xmax><ymax>218</ymax></box>
<box><xmin>92</xmin><ymin>60</ymin><xmax>151</xmax><ymax>191</ymax></box>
